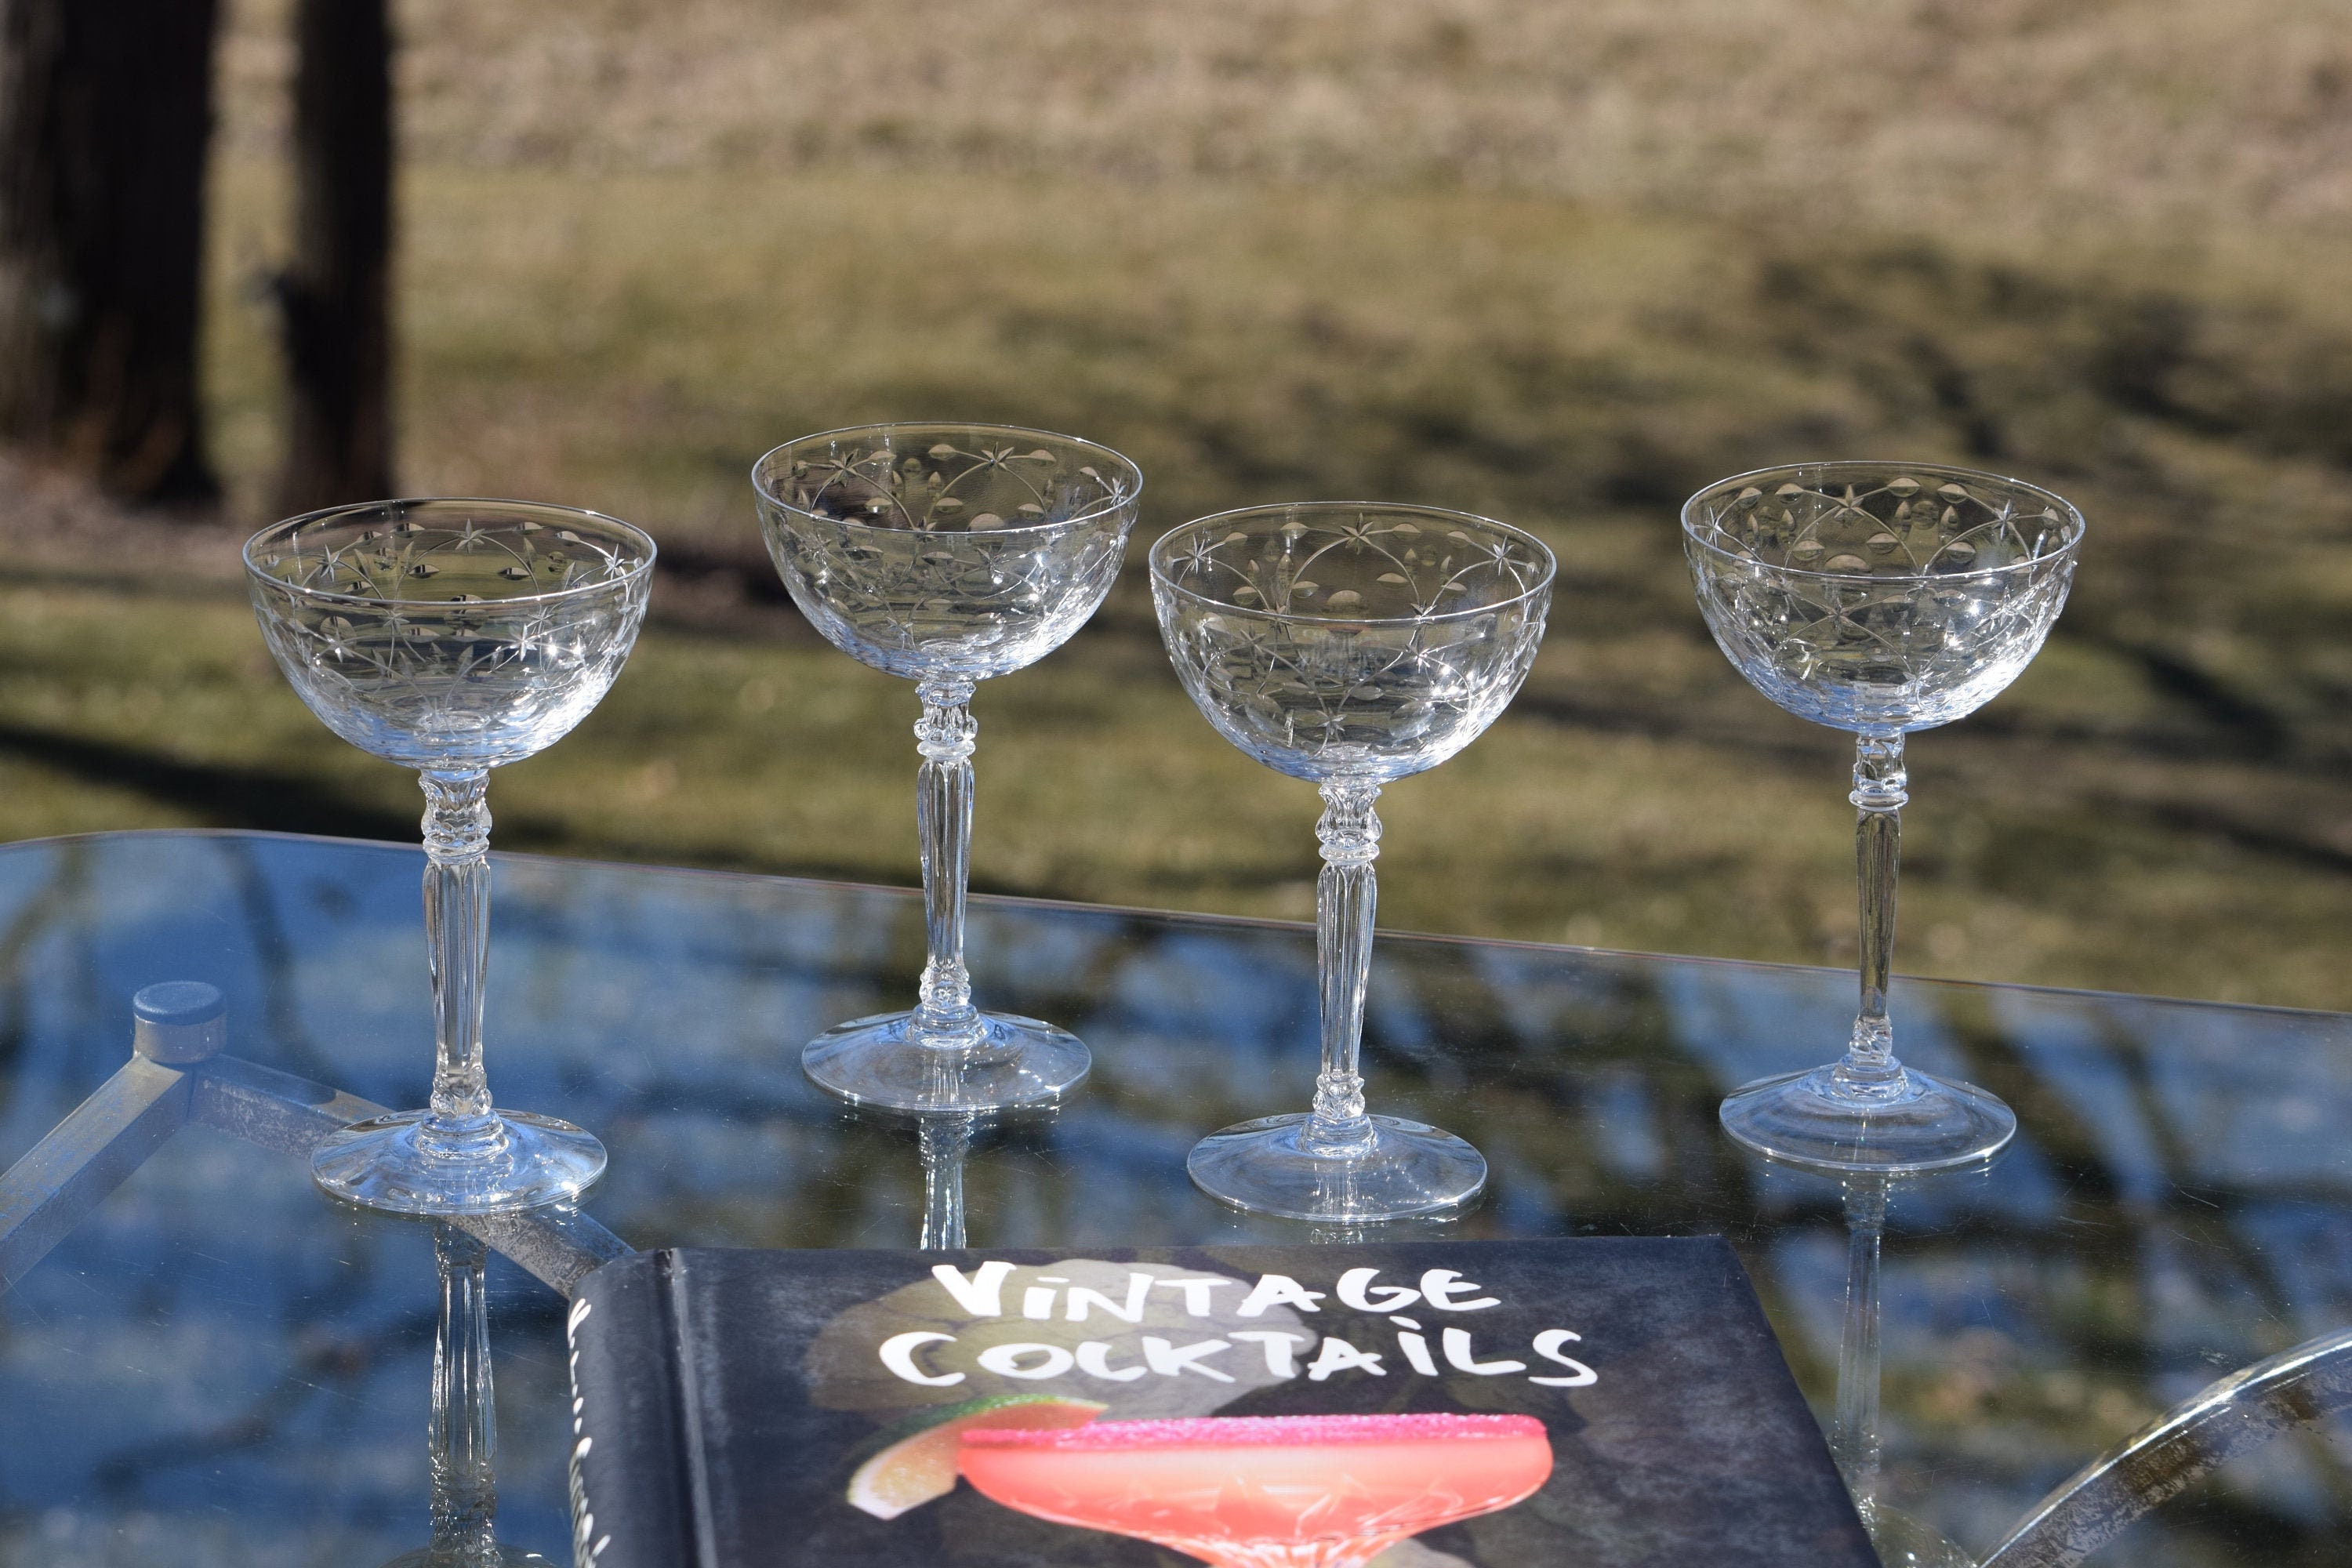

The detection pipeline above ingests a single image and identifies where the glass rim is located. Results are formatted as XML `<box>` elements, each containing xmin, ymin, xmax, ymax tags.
<box><xmin>750</xmin><ymin>421</ymin><xmax>1144</xmax><ymax>535</ymax></box>
<box><xmin>1679</xmin><ymin>460</ymin><xmax>2086</xmax><ymax>584</ymax></box>
<box><xmin>1149</xmin><ymin>501</ymin><xmax>1558</xmax><ymax>626</ymax></box>
<box><xmin>242</xmin><ymin>497</ymin><xmax>658</xmax><ymax>608</ymax></box>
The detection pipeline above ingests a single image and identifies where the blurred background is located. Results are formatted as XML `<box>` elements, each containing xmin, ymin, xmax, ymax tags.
<box><xmin>2</xmin><ymin>0</ymin><xmax>2350</xmax><ymax>1010</ymax></box>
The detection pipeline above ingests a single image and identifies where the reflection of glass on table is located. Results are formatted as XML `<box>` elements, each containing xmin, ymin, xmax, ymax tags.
<box><xmin>379</xmin><ymin>1225</ymin><xmax>550</xmax><ymax>1568</ymax></box>
<box><xmin>1</xmin><ymin>829</ymin><xmax>2350</xmax><ymax>1566</ymax></box>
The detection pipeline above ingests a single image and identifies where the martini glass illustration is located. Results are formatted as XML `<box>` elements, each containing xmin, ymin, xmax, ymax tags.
<box><xmin>1151</xmin><ymin>504</ymin><xmax>1553</xmax><ymax>1221</ymax></box>
<box><xmin>1684</xmin><ymin>462</ymin><xmax>2083</xmax><ymax>1171</ymax></box>
<box><xmin>754</xmin><ymin>424</ymin><xmax>1141</xmax><ymax>1112</ymax></box>
<box><xmin>960</xmin><ymin>1413</ymin><xmax>1553</xmax><ymax>1568</ymax></box>
<box><xmin>246</xmin><ymin>498</ymin><xmax>653</xmax><ymax>1213</ymax></box>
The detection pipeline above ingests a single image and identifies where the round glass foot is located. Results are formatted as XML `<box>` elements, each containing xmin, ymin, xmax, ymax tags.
<box><xmin>1719</xmin><ymin>1063</ymin><xmax>2015</xmax><ymax>1174</ymax></box>
<box><xmin>802</xmin><ymin>1010</ymin><xmax>1089</xmax><ymax>1112</ymax></box>
<box><xmin>1187</xmin><ymin>1112</ymin><xmax>1486</xmax><ymax>1222</ymax></box>
<box><xmin>1861</xmin><ymin>1506</ymin><xmax>1974</xmax><ymax>1568</ymax></box>
<box><xmin>310</xmin><ymin>1111</ymin><xmax>608</xmax><ymax>1215</ymax></box>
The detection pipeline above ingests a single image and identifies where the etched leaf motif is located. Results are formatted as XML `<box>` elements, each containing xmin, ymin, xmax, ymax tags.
<box><xmin>248</xmin><ymin>508</ymin><xmax>653</xmax><ymax>768</ymax></box>
<box><xmin>1151</xmin><ymin>509</ymin><xmax>1551</xmax><ymax>782</ymax></box>
<box><xmin>753</xmin><ymin>432</ymin><xmax>1139</xmax><ymax>681</ymax></box>
<box><xmin>1683</xmin><ymin>466</ymin><xmax>2080</xmax><ymax>734</ymax></box>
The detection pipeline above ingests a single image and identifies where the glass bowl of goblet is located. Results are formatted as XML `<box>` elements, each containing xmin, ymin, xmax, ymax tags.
<box><xmin>1684</xmin><ymin>461</ymin><xmax>2084</xmax><ymax>1172</ymax></box>
<box><xmin>245</xmin><ymin>498</ymin><xmax>655</xmax><ymax>1213</ymax></box>
<box><xmin>753</xmin><ymin>423</ymin><xmax>1142</xmax><ymax>1112</ymax></box>
<box><xmin>1151</xmin><ymin>503</ymin><xmax>1554</xmax><ymax>1221</ymax></box>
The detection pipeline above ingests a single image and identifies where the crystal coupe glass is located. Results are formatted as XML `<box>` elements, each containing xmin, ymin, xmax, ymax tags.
<box><xmin>245</xmin><ymin>499</ymin><xmax>654</xmax><ymax>1213</ymax></box>
<box><xmin>1152</xmin><ymin>503</ymin><xmax>1554</xmax><ymax>1220</ymax></box>
<box><xmin>1684</xmin><ymin>462</ymin><xmax>2085</xmax><ymax>1171</ymax></box>
<box><xmin>753</xmin><ymin>424</ymin><xmax>1142</xmax><ymax>1112</ymax></box>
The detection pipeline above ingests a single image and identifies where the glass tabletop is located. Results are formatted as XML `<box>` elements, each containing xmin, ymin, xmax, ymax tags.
<box><xmin>1</xmin><ymin>829</ymin><xmax>2347</xmax><ymax>1567</ymax></box>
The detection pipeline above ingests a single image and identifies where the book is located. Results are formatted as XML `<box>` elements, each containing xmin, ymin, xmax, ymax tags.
<box><xmin>564</xmin><ymin>1238</ymin><xmax>1878</xmax><ymax>1568</ymax></box>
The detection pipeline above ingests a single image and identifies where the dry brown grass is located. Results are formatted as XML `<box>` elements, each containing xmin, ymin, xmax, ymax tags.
<box><xmin>0</xmin><ymin>0</ymin><xmax>2332</xmax><ymax>1010</ymax></box>
<box><xmin>218</xmin><ymin>0</ymin><xmax>2352</xmax><ymax>253</ymax></box>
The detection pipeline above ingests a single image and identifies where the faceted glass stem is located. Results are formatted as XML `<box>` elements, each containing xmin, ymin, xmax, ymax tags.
<box><xmin>798</xmin><ymin>675</ymin><xmax>1087</xmax><ymax>1112</ymax></box>
<box><xmin>1832</xmin><ymin>1174</ymin><xmax>1889</xmax><ymax>1518</ymax></box>
<box><xmin>313</xmin><ymin>768</ymin><xmax>603</xmax><ymax>1214</ymax></box>
<box><xmin>1305</xmin><ymin>782</ymin><xmax>1381</xmax><ymax>1155</ymax></box>
<box><xmin>1183</xmin><ymin>778</ymin><xmax>1483</xmax><ymax>1218</ymax></box>
<box><xmin>425</xmin><ymin>1224</ymin><xmax>500</xmax><ymax>1565</ymax></box>
<box><xmin>419</xmin><ymin>770</ymin><xmax>503</xmax><ymax>1157</ymax></box>
<box><xmin>1839</xmin><ymin>735</ymin><xmax>1907</xmax><ymax>1098</ymax></box>
<box><xmin>913</xmin><ymin>680</ymin><xmax>984</xmax><ymax>1051</ymax></box>
<box><xmin>1718</xmin><ymin>729</ymin><xmax>2011</xmax><ymax>1172</ymax></box>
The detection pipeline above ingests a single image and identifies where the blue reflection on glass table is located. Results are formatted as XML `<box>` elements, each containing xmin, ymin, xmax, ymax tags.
<box><xmin>1</xmin><ymin>829</ymin><xmax>2349</xmax><ymax>1566</ymax></box>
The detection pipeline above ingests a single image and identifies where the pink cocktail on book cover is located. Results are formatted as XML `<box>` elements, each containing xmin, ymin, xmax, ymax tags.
<box><xmin>958</xmin><ymin>1412</ymin><xmax>1555</xmax><ymax>1568</ymax></box>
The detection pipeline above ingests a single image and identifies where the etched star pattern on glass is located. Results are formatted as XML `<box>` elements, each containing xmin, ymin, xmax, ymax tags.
<box><xmin>1151</xmin><ymin>503</ymin><xmax>1554</xmax><ymax>1221</ymax></box>
<box><xmin>753</xmin><ymin>423</ymin><xmax>1142</xmax><ymax>1112</ymax></box>
<box><xmin>246</xmin><ymin>498</ymin><xmax>655</xmax><ymax>1214</ymax></box>
<box><xmin>1684</xmin><ymin>461</ymin><xmax>2085</xmax><ymax>1172</ymax></box>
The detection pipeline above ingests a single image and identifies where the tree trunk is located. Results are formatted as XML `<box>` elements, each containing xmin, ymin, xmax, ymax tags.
<box><xmin>275</xmin><ymin>0</ymin><xmax>393</xmax><ymax>516</ymax></box>
<box><xmin>0</xmin><ymin>0</ymin><xmax>222</xmax><ymax>505</ymax></box>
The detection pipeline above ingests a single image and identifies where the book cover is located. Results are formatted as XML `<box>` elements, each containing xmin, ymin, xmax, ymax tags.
<box><xmin>564</xmin><ymin>1238</ymin><xmax>1877</xmax><ymax>1568</ymax></box>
